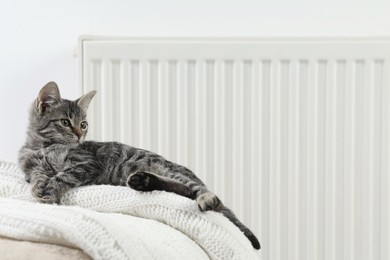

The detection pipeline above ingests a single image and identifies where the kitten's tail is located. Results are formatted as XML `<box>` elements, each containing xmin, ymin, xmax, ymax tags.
<box><xmin>219</xmin><ymin>206</ymin><xmax>261</xmax><ymax>250</ymax></box>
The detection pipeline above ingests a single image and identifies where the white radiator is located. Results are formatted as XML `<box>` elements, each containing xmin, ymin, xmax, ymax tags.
<box><xmin>79</xmin><ymin>37</ymin><xmax>390</xmax><ymax>260</ymax></box>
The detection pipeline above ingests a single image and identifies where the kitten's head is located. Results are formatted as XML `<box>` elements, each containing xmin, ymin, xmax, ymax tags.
<box><xmin>27</xmin><ymin>82</ymin><xmax>96</xmax><ymax>146</ymax></box>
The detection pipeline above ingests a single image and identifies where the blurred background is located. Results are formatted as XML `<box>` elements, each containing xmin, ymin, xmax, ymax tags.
<box><xmin>1</xmin><ymin>0</ymin><xmax>390</xmax><ymax>161</ymax></box>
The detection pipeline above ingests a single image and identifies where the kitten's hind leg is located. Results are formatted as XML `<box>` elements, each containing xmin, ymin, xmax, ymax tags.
<box><xmin>196</xmin><ymin>192</ymin><xmax>223</xmax><ymax>211</ymax></box>
<box><xmin>127</xmin><ymin>172</ymin><xmax>260</xmax><ymax>249</ymax></box>
<box><xmin>127</xmin><ymin>172</ymin><xmax>222</xmax><ymax>211</ymax></box>
<box><xmin>127</xmin><ymin>171</ymin><xmax>193</xmax><ymax>198</ymax></box>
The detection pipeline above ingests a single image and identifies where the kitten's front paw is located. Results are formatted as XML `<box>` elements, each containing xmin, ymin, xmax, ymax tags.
<box><xmin>127</xmin><ymin>171</ymin><xmax>155</xmax><ymax>191</ymax></box>
<box><xmin>31</xmin><ymin>174</ymin><xmax>49</xmax><ymax>198</ymax></box>
<box><xmin>31</xmin><ymin>176</ymin><xmax>61</xmax><ymax>204</ymax></box>
<box><xmin>197</xmin><ymin>192</ymin><xmax>223</xmax><ymax>211</ymax></box>
<box><xmin>35</xmin><ymin>192</ymin><xmax>60</xmax><ymax>204</ymax></box>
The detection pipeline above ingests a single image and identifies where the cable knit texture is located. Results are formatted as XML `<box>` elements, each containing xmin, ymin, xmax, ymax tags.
<box><xmin>0</xmin><ymin>160</ymin><xmax>259</xmax><ymax>260</ymax></box>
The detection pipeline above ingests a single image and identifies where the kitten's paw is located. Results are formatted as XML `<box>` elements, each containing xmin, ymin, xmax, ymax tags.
<box><xmin>127</xmin><ymin>171</ymin><xmax>155</xmax><ymax>191</ymax></box>
<box><xmin>36</xmin><ymin>192</ymin><xmax>60</xmax><ymax>204</ymax></box>
<box><xmin>32</xmin><ymin>186</ymin><xmax>60</xmax><ymax>204</ymax></box>
<box><xmin>31</xmin><ymin>176</ymin><xmax>61</xmax><ymax>204</ymax></box>
<box><xmin>31</xmin><ymin>174</ymin><xmax>49</xmax><ymax>198</ymax></box>
<box><xmin>197</xmin><ymin>192</ymin><xmax>222</xmax><ymax>211</ymax></box>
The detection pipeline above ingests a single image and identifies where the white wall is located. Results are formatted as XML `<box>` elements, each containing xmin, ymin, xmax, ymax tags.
<box><xmin>1</xmin><ymin>0</ymin><xmax>390</xmax><ymax>162</ymax></box>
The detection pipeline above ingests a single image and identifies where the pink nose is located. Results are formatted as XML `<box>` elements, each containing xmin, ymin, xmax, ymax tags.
<box><xmin>73</xmin><ymin>128</ymin><xmax>83</xmax><ymax>139</ymax></box>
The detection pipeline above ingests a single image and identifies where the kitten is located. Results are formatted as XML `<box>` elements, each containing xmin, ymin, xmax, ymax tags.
<box><xmin>18</xmin><ymin>82</ymin><xmax>260</xmax><ymax>250</ymax></box>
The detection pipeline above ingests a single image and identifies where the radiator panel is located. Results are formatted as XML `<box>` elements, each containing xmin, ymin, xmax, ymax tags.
<box><xmin>80</xmin><ymin>38</ymin><xmax>390</xmax><ymax>260</ymax></box>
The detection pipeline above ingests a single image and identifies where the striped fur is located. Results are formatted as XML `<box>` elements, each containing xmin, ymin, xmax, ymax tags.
<box><xmin>18</xmin><ymin>82</ymin><xmax>260</xmax><ymax>250</ymax></box>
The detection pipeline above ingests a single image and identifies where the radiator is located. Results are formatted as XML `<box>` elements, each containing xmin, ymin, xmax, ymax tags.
<box><xmin>79</xmin><ymin>38</ymin><xmax>390</xmax><ymax>260</ymax></box>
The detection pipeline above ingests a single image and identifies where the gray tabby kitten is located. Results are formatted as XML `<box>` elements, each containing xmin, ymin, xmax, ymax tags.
<box><xmin>18</xmin><ymin>82</ymin><xmax>260</xmax><ymax>250</ymax></box>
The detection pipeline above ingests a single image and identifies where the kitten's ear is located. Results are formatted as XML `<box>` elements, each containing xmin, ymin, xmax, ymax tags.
<box><xmin>36</xmin><ymin>81</ymin><xmax>62</xmax><ymax>114</ymax></box>
<box><xmin>77</xmin><ymin>90</ymin><xmax>97</xmax><ymax>113</ymax></box>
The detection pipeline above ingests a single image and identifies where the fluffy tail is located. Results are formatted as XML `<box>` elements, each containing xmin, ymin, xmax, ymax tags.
<box><xmin>219</xmin><ymin>206</ymin><xmax>260</xmax><ymax>250</ymax></box>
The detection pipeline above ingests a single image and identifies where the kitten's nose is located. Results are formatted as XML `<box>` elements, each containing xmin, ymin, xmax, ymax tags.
<box><xmin>73</xmin><ymin>128</ymin><xmax>83</xmax><ymax>139</ymax></box>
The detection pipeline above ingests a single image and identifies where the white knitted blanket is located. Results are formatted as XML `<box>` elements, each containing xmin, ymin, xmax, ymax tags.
<box><xmin>0</xmin><ymin>161</ymin><xmax>259</xmax><ymax>260</ymax></box>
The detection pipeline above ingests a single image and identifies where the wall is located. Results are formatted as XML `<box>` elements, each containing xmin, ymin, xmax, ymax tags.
<box><xmin>1</xmin><ymin>0</ymin><xmax>390</xmax><ymax>161</ymax></box>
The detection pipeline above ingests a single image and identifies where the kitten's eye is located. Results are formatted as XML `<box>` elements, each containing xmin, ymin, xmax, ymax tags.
<box><xmin>80</xmin><ymin>121</ymin><xmax>88</xmax><ymax>130</ymax></box>
<box><xmin>61</xmin><ymin>119</ymin><xmax>71</xmax><ymax>127</ymax></box>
